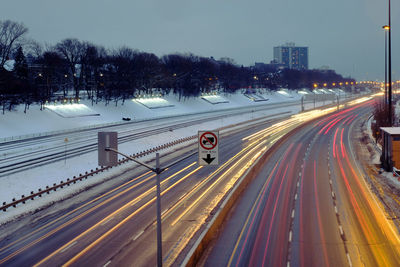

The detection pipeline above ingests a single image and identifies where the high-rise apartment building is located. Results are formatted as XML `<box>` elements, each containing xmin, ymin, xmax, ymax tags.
<box><xmin>273</xmin><ymin>43</ymin><xmax>308</xmax><ymax>70</ymax></box>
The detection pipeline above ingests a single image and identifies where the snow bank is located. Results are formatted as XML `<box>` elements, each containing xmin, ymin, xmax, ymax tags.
<box><xmin>201</xmin><ymin>95</ymin><xmax>229</xmax><ymax>104</ymax></box>
<box><xmin>243</xmin><ymin>94</ymin><xmax>269</xmax><ymax>102</ymax></box>
<box><xmin>134</xmin><ymin>97</ymin><xmax>174</xmax><ymax>109</ymax></box>
<box><xmin>45</xmin><ymin>103</ymin><xmax>100</xmax><ymax>118</ymax></box>
<box><xmin>0</xmin><ymin>91</ymin><xmax>300</xmax><ymax>140</ymax></box>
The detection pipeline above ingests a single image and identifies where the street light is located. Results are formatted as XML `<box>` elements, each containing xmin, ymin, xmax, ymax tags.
<box><xmin>383</xmin><ymin>25</ymin><xmax>389</xmax><ymax>107</ymax></box>
<box><xmin>388</xmin><ymin>0</ymin><xmax>393</xmax><ymax>126</ymax></box>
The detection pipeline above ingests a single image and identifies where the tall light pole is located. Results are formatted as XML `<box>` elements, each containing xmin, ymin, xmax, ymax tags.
<box><xmin>388</xmin><ymin>0</ymin><xmax>393</xmax><ymax>126</ymax></box>
<box><xmin>383</xmin><ymin>25</ymin><xmax>389</xmax><ymax>107</ymax></box>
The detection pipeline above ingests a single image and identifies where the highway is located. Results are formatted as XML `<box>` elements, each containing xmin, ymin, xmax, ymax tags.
<box><xmin>204</xmin><ymin>99</ymin><xmax>400</xmax><ymax>266</ymax></box>
<box><xmin>0</xmin><ymin>103</ymin><xmax>304</xmax><ymax>266</ymax></box>
<box><xmin>0</xmin><ymin>100</ymin><xmax>300</xmax><ymax>177</ymax></box>
<box><xmin>0</xmin><ymin>96</ymin><xmax>382</xmax><ymax>266</ymax></box>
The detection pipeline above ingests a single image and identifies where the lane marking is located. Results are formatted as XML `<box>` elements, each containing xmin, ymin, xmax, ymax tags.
<box><xmin>101</xmin><ymin>217</ymin><xmax>114</xmax><ymax>226</ymax></box>
<box><xmin>347</xmin><ymin>253</ymin><xmax>352</xmax><ymax>267</ymax></box>
<box><xmin>132</xmin><ymin>230</ymin><xmax>144</xmax><ymax>241</ymax></box>
<box><xmin>339</xmin><ymin>225</ymin><xmax>344</xmax><ymax>236</ymax></box>
<box><xmin>60</xmin><ymin>241</ymin><xmax>77</xmax><ymax>254</ymax></box>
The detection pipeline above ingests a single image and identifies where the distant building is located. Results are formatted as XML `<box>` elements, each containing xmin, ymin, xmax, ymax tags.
<box><xmin>273</xmin><ymin>42</ymin><xmax>308</xmax><ymax>70</ymax></box>
<box><xmin>254</xmin><ymin>61</ymin><xmax>284</xmax><ymax>72</ymax></box>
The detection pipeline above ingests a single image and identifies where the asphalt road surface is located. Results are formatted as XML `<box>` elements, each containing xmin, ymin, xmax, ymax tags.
<box><xmin>204</xmin><ymin>99</ymin><xmax>400</xmax><ymax>266</ymax></box>
<box><xmin>0</xmin><ymin>108</ymin><xmax>296</xmax><ymax>266</ymax></box>
<box><xmin>1</xmin><ymin>96</ymin><xmax>389</xmax><ymax>267</ymax></box>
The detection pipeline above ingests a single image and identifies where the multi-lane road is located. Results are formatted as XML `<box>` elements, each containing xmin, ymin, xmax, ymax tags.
<box><xmin>0</xmin><ymin>102</ymin><xmax>303</xmax><ymax>266</ymax></box>
<box><xmin>1</xmin><ymin>95</ymin><xmax>398</xmax><ymax>267</ymax></box>
<box><xmin>205</xmin><ymin>99</ymin><xmax>400</xmax><ymax>266</ymax></box>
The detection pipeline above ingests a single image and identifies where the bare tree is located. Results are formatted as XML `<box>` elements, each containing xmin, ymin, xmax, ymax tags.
<box><xmin>24</xmin><ymin>39</ymin><xmax>43</xmax><ymax>58</ymax></box>
<box><xmin>0</xmin><ymin>20</ymin><xmax>28</xmax><ymax>67</ymax></box>
<box><xmin>56</xmin><ymin>38</ymin><xmax>85</xmax><ymax>98</ymax></box>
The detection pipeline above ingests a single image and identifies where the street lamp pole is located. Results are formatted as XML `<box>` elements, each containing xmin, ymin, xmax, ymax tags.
<box><xmin>388</xmin><ymin>0</ymin><xmax>393</xmax><ymax>126</ymax></box>
<box><xmin>383</xmin><ymin>25</ymin><xmax>389</xmax><ymax>107</ymax></box>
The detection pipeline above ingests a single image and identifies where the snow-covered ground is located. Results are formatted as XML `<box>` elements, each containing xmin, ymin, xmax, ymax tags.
<box><xmin>0</xmin><ymin>90</ymin><xmax>346</xmax><ymax>140</ymax></box>
<box><xmin>0</xmin><ymin>89</ymin><xmax>347</xmax><ymax>224</ymax></box>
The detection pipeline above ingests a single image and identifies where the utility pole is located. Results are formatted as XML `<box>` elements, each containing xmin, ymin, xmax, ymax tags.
<box><xmin>383</xmin><ymin>25</ymin><xmax>389</xmax><ymax>106</ymax></box>
<box><xmin>155</xmin><ymin>153</ymin><xmax>162</xmax><ymax>267</ymax></box>
<box><xmin>98</xmin><ymin>131</ymin><xmax>197</xmax><ymax>267</ymax></box>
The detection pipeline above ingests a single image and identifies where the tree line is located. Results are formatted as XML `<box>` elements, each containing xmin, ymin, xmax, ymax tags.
<box><xmin>0</xmin><ymin>20</ymin><xmax>355</xmax><ymax>113</ymax></box>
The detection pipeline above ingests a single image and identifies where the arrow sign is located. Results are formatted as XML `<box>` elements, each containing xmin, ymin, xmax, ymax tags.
<box><xmin>198</xmin><ymin>131</ymin><xmax>219</xmax><ymax>166</ymax></box>
<box><xmin>202</xmin><ymin>154</ymin><xmax>215</xmax><ymax>164</ymax></box>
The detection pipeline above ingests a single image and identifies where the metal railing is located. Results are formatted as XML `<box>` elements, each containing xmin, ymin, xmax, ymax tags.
<box><xmin>1</xmin><ymin>135</ymin><xmax>196</xmax><ymax>212</ymax></box>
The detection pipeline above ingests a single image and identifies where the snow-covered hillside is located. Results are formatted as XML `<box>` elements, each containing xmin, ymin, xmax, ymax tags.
<box><xmin>0</xmin><ymin>90</ymin><xmax>314</xmax><ymax>140</ymax></box>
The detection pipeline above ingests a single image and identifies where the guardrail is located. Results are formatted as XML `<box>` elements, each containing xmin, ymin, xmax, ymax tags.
<box><xmin>1</xmin><ymin>135</ymin><xmax>196</xmax><ymax>212</ymax></box>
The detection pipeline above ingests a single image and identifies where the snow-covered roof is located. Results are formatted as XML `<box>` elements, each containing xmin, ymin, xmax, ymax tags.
<box><xmin>381</xmin><ymin>127</ymin><xmax>400</xmax><ymax>135</ymax></box>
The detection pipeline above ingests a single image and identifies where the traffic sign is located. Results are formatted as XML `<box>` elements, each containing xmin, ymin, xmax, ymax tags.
<box><xmin>198</xmin><ymin>131</ymin><xmax>219</xmax><ymax>166</ymax></box>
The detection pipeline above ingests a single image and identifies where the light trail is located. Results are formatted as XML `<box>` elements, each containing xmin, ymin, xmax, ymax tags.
<box><xmin>333</xmin><ymin>128</ymin><xmax>339</xmax><ymax>158</ymax></box>
<box><xmin>260</xmin><ymin>165</ymin><xmax>289</xmax><ymax>267</ymax></box>
<box><xmin>0</xmin><ymin>170</ymin><xmax>154</xmax><ymax>264</ymax></box>
<box><xmin>164</xmin><ymin>147</ymin><xmax>268</xmax><ymax>266</ymax></box>
<box><xmin>33</xmin><ymin>106</ymin><xmax>294</xmax><ymax>266</ymax></box>
<box><xmin>313</xmin><ymin>160</ymin><xmax>330</xmax><ymax>267</ymax></box>
<box><xmin>228</xmin><ymin>161</ymin><xmax>280</xmax><ymax>267</ymax></box>
<box><xmin>33</xmin><ymin>164</ymin><xmax>202</xmax><ymax>267</ymax></box>
<box><xmin>171</xmin><ymin>144</ymin><xmax>267</xmax><ymax>226</ymax></box>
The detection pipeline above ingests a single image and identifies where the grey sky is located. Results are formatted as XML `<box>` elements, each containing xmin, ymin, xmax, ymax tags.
<box><xmin>1</xmin><ymin>0</ymin><xmax>398</xmax><ymax>80</ymax></box>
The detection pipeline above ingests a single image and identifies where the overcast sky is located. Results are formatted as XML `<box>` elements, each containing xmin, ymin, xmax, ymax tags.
<box><xmin>1</xmin><ymin>0</ymin><xmax>398</xmax><ymax>81</ymax></box>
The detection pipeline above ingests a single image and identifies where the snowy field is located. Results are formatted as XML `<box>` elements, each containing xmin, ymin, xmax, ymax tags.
<box><xmin>0</xmin><ymin>89</ymin><xmax>348</xmax><ymax>224</ymax></box>
<box><xmin>0</xmin><ymin>90</ymin><xmax>326</xmax><ymax>140</ymax></box>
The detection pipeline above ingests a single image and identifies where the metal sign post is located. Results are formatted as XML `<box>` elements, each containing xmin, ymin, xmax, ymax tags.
<box><xmin>155</xmin><ymin>153</ymin><xmax>162</xmax><ymax>267</ymax></box>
